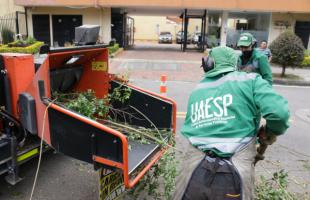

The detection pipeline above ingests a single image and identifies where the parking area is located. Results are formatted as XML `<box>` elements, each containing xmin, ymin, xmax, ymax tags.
<box><xmin>129</xmin><ymin>41</ymin><xmax>202</xmax><ymax>54</ymax></box>
<box><xmin>110</xmin><ymin>41</ymin><xmax>205</xmax><ymax>82</ymax></box>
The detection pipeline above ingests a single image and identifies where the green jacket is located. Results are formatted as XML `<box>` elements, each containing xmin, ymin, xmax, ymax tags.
<box><xmin>181</xmin><ymin>47</ymin><xmax>289</xmax><ymax>157</ymax></box>
<box><xmin>238</xmin><ymin>48</ymin><xmax>273</xmax><ymax>85</ymax></box>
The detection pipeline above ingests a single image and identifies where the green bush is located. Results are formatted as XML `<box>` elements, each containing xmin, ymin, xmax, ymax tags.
<box><xmin>269</xmin><ymin>31</ymin><xmax>305</xmax><ymax>77</ymax></box>
<box><xmin>255</xmin><ymin>170</ymin><xmax>297</xmax><ymax>200</ymax></box>
<box><xmin>207</xmin><ymin>35</ymin><xmax>218</xmax><ymax>48</ymax></box>
<box><xmin>13</xmin><ymin>40</ymin><xmax>28</xmax><ymax>47</ymax></box>
<box><xmin>1</xmin><ymin>27</ymin><xmax>14</xmax><ymax>44</ymax></box>
<box><xmin>0</xmin><ymin>41</ymin><xmax>44</xmax><ymax>54</ymax></box>
<box><xmin>10</xmin><ymin>36</ymin><xmax>38</xmax><ymax>47</ymax></box>
<box><xmin>108</xmin><ymin>43</ymin><xmax>120</xmax><ymax>55</ymax></box>
<box><xmin>26</xmin><ymin>36</ymin><xmax>37</xmax><ymax>45</ymax></box>
<box><xmin>301</xmin><ymin>56</ymin><xmax>310</xmax><ymax>67</ymax></box>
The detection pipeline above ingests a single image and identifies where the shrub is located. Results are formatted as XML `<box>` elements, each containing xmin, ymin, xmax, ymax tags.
<box><xmin>12</xmin><ymin>39</ymin><xmax>28</xmax><ymax>47</ymax></box>
<box><xmin>255</xmin><ymin>170</ymin><xmax>298</xmax><ymax>200</ymax></box>
<box><xmin>207</xmin><ymin>35</ymin><xmax>218</xmax><ymax>48</ymax></box>
<box><xmin>9</xmin><ymin>36</ymin><xmax>38</xmax><ymax>47</ymax></box>
<box><xmin>0</xmin><ymin>41</ymin><xmax>44</xmax><ymax>54</ymax></box>
<box><xmin>108</xmin><ymin>43</ymin><xmax>120</xmax><ymax>55</ymax></box>
<box><xmin>25</xmin><ymin>36</ymin><xmax>37</xmax><ymax>45</ymax></box>
<box><xmin>1</xmin><ymin>27</ymin><xmax>14</xmax><ymax>44</ymax></box>
<box><xmin>269</xmin><ymin>31</ymin><xmax>305</xmax><ymax>77</ymax></box>
<box><xmin>301</xmin><ymin>56</ymin><xmax>310</xmax><ymax>67</ymax></box>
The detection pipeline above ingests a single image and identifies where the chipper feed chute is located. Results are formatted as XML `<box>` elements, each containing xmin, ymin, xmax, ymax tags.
<box><xmin>0</xmin><ymin>45</ymin><xmax>176</xmax><ymax>194</ymax></box>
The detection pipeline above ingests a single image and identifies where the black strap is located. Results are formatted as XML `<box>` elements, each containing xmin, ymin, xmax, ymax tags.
<box><xmin>205</xmin><ymin>157</ymin><xmax>221</xmax><ymax>187</ymax></box>
<box><xmin>0</xmin><ymin>56</ymin><xmax>7</xmax><ymax>107</ymax></box>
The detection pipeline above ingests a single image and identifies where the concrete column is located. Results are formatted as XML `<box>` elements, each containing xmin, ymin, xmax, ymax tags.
<box><xmin>267</xmin><ymin>13</ymin><xmax>273</xmax><ymax>44</ymax></box>
<box><xmin>101</xmin><ymin>7</ymin><xmax>111</xmax><ymax>43</ymax></box>
<box><xmin>220</xmin><ymin>11</ymin><xmax>228</xmax><ymax>46</ymax></box>
<box><xmin>49</xmin><ymin>14</ymin><xmax>54</xmax><ymax>46</ymax></box>
<box><xmin>26</xmin><ymin>8</ymin><xmax>34</xmax><ymax>37</ymax></box>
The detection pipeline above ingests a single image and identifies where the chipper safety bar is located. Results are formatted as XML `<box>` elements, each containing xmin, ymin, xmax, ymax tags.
<box><xmin>0</xmin><ymin>45</ymin><xmax>176</xmax><ymax>188</ymax></box>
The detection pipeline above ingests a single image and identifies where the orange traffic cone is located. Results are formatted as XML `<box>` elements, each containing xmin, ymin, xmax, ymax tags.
<box><xmin>160</xmin><ymin>74</ymin><xmax>167</xmax><ymax>96</ymax></box>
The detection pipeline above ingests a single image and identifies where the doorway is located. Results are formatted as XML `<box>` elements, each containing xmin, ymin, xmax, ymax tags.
<box><xmin>295</xmin><ymin>21</ymin><xmax>310</xmax><ymax>49</ymax></box>
<box><xmin>32</xmin><ymin>14</ymin><xmax>50</xmax><ymax>45</ymax></box>
<box><xmin>52</xmin><ymin>15</ymin><xmax>82</xmax><ymax>47</ymax></box>
<box><xmin>111</xmin><ymin>9</ymin><xmax>134</xmax><ymax>49</ymax></box>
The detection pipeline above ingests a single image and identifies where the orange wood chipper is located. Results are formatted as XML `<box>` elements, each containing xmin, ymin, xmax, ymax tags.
<box><xmin>0</xmin><ymin>45</ymin><xmax>176</xmax><ymax>195</ymax></box>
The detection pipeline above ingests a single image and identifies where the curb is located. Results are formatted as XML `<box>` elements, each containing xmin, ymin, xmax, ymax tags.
<box><xmin>110</xmin><ymin>48</ymin><xmax>124</xmax><ymax>58</ymax></box>
<box><xmin>273</xmin><ymin>78</ymin><xmax>310</xmax><ymax>86</ymax></box>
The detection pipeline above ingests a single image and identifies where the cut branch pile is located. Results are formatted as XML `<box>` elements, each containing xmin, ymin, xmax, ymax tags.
<box><xmin>52</xmin><ymin>85</ymin><xmax>176</xmax><ymax>199</ymax></box>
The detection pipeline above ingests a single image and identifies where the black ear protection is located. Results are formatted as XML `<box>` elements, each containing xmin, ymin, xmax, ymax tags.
<box><xmin>252</xmin><ymin>38</ymin><xmax>257</xmax><ymax>48</ymax></box>
<box><xmin>201</xmin><ymin>52</ymin><xmax>215</xmax><ymax>73</ymax></box>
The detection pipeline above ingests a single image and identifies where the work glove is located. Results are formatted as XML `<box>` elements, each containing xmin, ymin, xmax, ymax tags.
<box><xmin>254</xmin><ymin>126</ymin><xmax>277</xmax><ymax>165</ymax></box>
<box><xmin>258</xmin><ymin>126</ymin><xmax>277</xmax><ymax>145</ymax></box>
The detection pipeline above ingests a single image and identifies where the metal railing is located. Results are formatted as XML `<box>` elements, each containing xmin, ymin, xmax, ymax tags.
<box><xmin>0</xmin><ymin>12</ymin><xmax>16</xmax><ymax>33</ymax></box>
<box><xmin>0</xmin><ymin>12</ymin><xmax>27</xmax><ymax>43</ymax></box>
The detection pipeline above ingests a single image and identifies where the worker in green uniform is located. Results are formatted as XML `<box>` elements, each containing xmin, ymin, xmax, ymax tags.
<box><xmin>173</xmin><ymin>46</ymin><xmax>289</xmax><ymax>200</ymax></box>
<box><xmin>237</xmin><ymin>33</ymin><xmax>273</xmax><ymax>85</ymax></box>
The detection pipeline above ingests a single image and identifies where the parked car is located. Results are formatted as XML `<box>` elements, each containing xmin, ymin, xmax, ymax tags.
<box><xmin>158</xmin><ymin>32</ymin><xmax>173</xmax><ymax>44</ymax></box>
<box><xmin>176</xmin><ymin>31</ymin><xmax>191</xmax><ymax>44</ymax></box>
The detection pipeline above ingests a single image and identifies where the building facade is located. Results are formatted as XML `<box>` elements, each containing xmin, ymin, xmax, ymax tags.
<box><xmin>0</xmin><ymin>0</ymin><xmax>26</xmax><ymax>42</ymax></box>
<box><xmin>26</xmin><ymin>7</ymin><xmax>111</xmax><ymax>46</ymax></box>
<box><xmin>14</xmin><ymin>0</ymin><xmax>310</xmax><ymax>49</ymax></box>
<box><xmin>132</xmin><ymin>11</ymin><xmax>310</xmax><ymax>49</ymax></box>
<box><xmin>0</xmin><ymin>0</ymin><xmax>23</xmax><ymax>16</ymax></box>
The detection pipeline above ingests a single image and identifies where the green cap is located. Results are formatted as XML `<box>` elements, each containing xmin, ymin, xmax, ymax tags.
<box><xmin>205</xmin><ymin>46</ymin><xmax>237</xmax><ymax>78</ymax></box>
<box><xmin>237</xmin><ymin>33</ymin><xmax>255</xmax><ymax>47</ymax></box>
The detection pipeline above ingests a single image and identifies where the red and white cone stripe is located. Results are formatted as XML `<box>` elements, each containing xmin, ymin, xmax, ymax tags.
<box><xmin>160</xmin><ymin>74</ymin><xmax>167</xmax><ymax>96</ymax></box>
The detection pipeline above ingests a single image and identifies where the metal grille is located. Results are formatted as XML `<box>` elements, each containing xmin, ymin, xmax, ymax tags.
<box><xmin>0</xmin><ymin>12</ymin><xmax>16</xmax><ymax>34</ymax></box>
<box><xmin>0</xmin><ymin>12</ymin><xmax>27</xmax><ymax>43</ymax></box>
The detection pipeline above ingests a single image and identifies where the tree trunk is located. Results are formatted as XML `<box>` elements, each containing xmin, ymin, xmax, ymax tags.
<box><xmin>281</xmin><ymin>65</ymin><xmax>286</xmax><ymax>77</ymax></box>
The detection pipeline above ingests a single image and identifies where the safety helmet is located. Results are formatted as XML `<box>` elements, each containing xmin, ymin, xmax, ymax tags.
<box><xmin>237</xmin><ymin>33</ymin><xmax>257</xmax><ymax>47</ymax></box>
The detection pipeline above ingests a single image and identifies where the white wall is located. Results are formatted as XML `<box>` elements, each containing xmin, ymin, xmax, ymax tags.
<box><xmin>132</xmin><ymin>16</ymin><xmax>180</xmax><ymax>41</ymax></box>
<box><xmin>27</xmin><ymin>7</ymin><xmax>111</xmax><ymax>46</ymax></box>
<box><xmin>0</xmin><ymin>0</ymin><xmax>23</xmax><ymax>16</ymax></box>
<box><xmin>0</xmin><ymin>0</ymin><xmax>26</xmax><ymax>37</ymax></box>
<box><xmin>132</xmin><ymin>16</ymin><xmax>202</xmax><ymax>41</ymax></box>
<box><xmin>101</xmin><ymin>7</ymin><xmax>111</xmax><ymax>43</ymax></box>
<box><xmin>269</xmin><ymin>13</ymin><xmax>310</xmax><ymax>49</ymax></box>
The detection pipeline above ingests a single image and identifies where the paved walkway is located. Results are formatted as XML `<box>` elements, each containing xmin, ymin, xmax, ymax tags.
<box><xmin>112</xmin><ymin>44</ymin><xmax>310</xmax><ymax>84</ymax></box>
<box><xmin>110</xmin><ymin>57</ymin><xmax>310</xmax><ymax>83</ymax></box>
